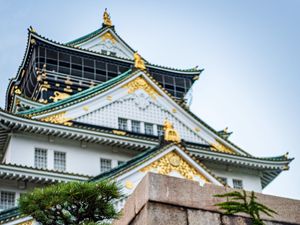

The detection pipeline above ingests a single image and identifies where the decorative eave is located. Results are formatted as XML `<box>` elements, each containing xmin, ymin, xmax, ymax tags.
<box><xmin>0</xmin><ymin>109</ymin><xmax>292</xmax><ymax>170</ymax></box>
<box><xmin>188</xmin><ymin>146</ymin><xmax>292</xmax><ymax>170</ymax></box>
<box><xmin>0</xmin><ymin>163</ymin><xmax>91</xmax><ymax>184</ymax></box>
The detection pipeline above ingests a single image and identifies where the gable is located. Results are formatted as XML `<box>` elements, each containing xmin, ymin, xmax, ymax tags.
<box><xmin>31</xmin><ymin>70</ymin><xmax>244</xmax><ymax>155</ymax></box>
<box><xmin>100</xmin><ymin>144</ymin><xmax>223</xmax><ymax>196</ymax></box>
<box><xmin>73</xmin><ymin>29</ymin><xmax>134</xmax><ymax>60</ymax></box>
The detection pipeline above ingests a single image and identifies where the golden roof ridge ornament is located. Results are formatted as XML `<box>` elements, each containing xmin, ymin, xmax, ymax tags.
<box><xmin>164</xmin><ymin>119</ymin><xmax>181</xmax><ymax>143</ymax></box>
<box><xmin>134</xmin><ymin>51</ymin><xmax>146</xmax><ymax>70</ymax></box>
<box><xmin>103</xmin><ymin>8</ymin><xmax>112</xmax><ymax>26</ymax></box>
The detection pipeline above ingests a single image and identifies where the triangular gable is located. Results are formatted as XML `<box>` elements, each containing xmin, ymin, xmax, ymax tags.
<box><xmin>67</xmin><ymin>26</ymin><xmax>135</xmax><ymax>60</ymax></box>
<box><xmin>91</xmin><ymin>143</ymin><xmax>223</xmax><ymax>194</ymax></box>
<box><xmin>19</xmin><ymin>68</ymin><xmax>248</xmax><ymax>155</ymax></box>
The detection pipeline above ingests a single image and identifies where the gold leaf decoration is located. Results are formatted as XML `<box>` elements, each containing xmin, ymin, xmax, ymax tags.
<box><xmin>100</xmin><ymin>31</ymin><xmax>116</xmax><ymax>44</ymax></box>
<box><xmin>210</xmin><ymin>140</ymin><xmax>235</xmax><ymax>154</ymax></box>
<box><xmin>49</xmin><ymin>91</ymin><xmax>70</xmax><ymax>102</ymax></box>
<box><xmin>123</xmin><ymin>77</ymin><xmax>159</xmax><ymax>99</ymax></box>
<box><xmin>140</xmin><ymin>151</ymin><xmax>208</xmax><ymax>182</ymax></box>
<box><xmin>40</xmin><ymin>112</ymin><xmax>72</xmax><ymax>126</ymax></box>
<box><xmin>164</xmin><ymin>119</ymin><xmax>181</xmax><ymax>143</ymax></box>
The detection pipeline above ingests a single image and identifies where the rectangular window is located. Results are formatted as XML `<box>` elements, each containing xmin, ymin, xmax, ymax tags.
<box><xmin>34</xmin><ymin>148</ymin><xmax>47</xmax><ymax>169</ymax></box>
<box><xmin>118</xmin><ymin>118</ymin><xmax>128</xmax><ymax>130</ymax></box>
<box><xmin>131</xmin><ymin>120</ymin><xmax>141</xmax><ymax>133</ymax></box>
<box><xmin>100</xmin><ymin>158</ymin><xmax>112</xmax><ymax>173</ymax></box>
<box><xmin>145</xmin><ymin>123</ymin><xmax>154</xmax><ymax>135</ymax></box>
<box><xmin>54</xmin><ymin>151</ymin><xmax>66</xmax><ymax>171</ymax></box>
<box><xmin>0</xmin><ymin>191</ymin><xmax>15</xmax><ymax>210</ymax></box>
<box><xmin>157</xmin><ymin>125</ymin><xmax>164</xmax><ymax>136</ymax></box>
<box><xmin>218</xmin><ymin>177</ymin><xmax>228</xmax><ymax>185</ymax></box>
<box><xmin>233</xmin><ymin>179</ymin><xmax>243</xmax><ymax>189</ymax></box>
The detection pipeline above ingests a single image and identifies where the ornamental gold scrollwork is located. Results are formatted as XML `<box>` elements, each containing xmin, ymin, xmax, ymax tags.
<box><xmin>210</xmin><ymin>140</ymin><xmax>235</xmax><ymax>154</ymax></box>
<box><xmin>101</xmin><ymin>32</ymin><xmax>116</xmax><ymax>44</ymax></box>
<box><xmin>49</xmin><ymin>91</ymin><xmax>71</xmax><ymax>102</ymax></box>
<box><xmin>123</xmin><ymin>77</ymin><xmax>159</xmax><ymax>99</ymax></box>
<box><xmin>40</xmin><ymin>112</ymin><xmax>72</xmax><ymax>126</ymax></box>
<box><xmin>140</xmin><ymin>151</ymin><xmax>208</xmax><ymax>182</ymax></box>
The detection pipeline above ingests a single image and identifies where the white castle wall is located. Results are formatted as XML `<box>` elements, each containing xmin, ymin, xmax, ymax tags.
<box><xmin>5</xmin><ymin>133</ymin><xmax>134</xmax><ymax>176</ymax></box>
<box><xmin>205</xmin><ymin>161</ymin><xmax>262</xmax><ymax>192</ymax></box>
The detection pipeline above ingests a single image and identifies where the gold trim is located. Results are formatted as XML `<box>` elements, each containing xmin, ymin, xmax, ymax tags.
<box><xmin>112</xmin><ymin>130</ymin><xmax>126</xmax><ymax>136</ymax></box>
<box><xmin>101</xmin><ymin>31</ymin><xmax>116</xmax><ymax>44</ymax></box>
<box><xmin>123</xmin><ymin>76</ymin><xmax>159</xmax><ymax>99</ymax></box>
<box><xmin>49</xmin><ymin>91</ymin><xmax>70</xmax><ymax>102</ymax></box>
<box><xmin>18</xmin><ymin>220</ymin><xmax>34</xmax><ymax>225</ymax></box>
<box><xmin>83</xmin><ymin>106</ymin><xmax>89</xmax><ymax>111</ymax></box>
<box><xmin>125</xmin><ymin>180</ymin><xmax>134</xmax><ymax>189</ymax></box>
<box><xmin>41</xmin><ymin>112</ymin><xmax>72</xmax><ymax>126</ymax></box>
<box><xmin>140</xmin><ymin>151</ymin><xmax>208</xmax><ymax>182</ymax></box>
<box><xmin>195</xmin><ymin>127</ymin><xmax>200</xmax><ymax>132</ymax></box>
<box><xmin>106</xmin><ymin>95</ymin><xmax>112</xmax><ymax>101</ymax></box>
<box><xmin>210</xmin><ymin>140</ymin><xmax>235</xmax><ymax>154</ymax></box>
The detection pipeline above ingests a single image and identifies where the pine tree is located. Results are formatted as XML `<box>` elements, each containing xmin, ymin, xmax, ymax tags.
<box><xmin>19</xmin><ymin>181</ymin><xmax>122</xmax><ymax>225</ymax></box>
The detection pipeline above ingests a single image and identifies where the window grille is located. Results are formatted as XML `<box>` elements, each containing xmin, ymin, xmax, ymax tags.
<box><xmin>34</xmin><ymin>148</ymin><xmax>47</xmax><ymax>169</ymax></box>
<box><xmin>118</xmin><ymin>118</ymin><xmax>128</xmax><ymax>130</ymax></box>
<box><xmin>157</xmin><ymin>125</ymin><xmax>164</xmax><ymax>136</ymax></box>
<box><xmin>0</xmin><ymin>191</ymin><xmax>15</xmax><ymax>210</ymax></box>
<box><xmin>233</xmin><ymin>179</ymin><xmax>243</xmax><ymax>189</ymax></box>
<box><xmin>100</xmin><ymin>158</ymin><xmax>112</xmax><ymax>173</ymax></box>
<box><xmin>54</xmin><ymin>151</ymin><xmax>66</xmax><ymax>171</ymax></box>
<box><xmin>145</xmin><ymin>123</ymin><xmax>154</xmax><ymax>135</ymax></box>
<box><xmin>131</xmin><ymin>120</ymin><xmax>141</xmax><ymax>133</ymax></box>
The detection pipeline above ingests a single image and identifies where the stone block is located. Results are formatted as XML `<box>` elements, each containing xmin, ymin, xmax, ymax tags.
<box><xmin>221</xmin><ymin>215</ymin><xmax>252</xmax><ymax>225</ymax></box>
<box><xmin>147</xmin><ymin>202</ymin><xmax>187</xmax><ymax>225</ymax></box>
<box><xmin>187</xmin><ymin>209</ymin><xmax>220</xmax><ymax>225</ymax></box>
<box><xmin>130</xmin><ymin>204</ymin><xmax>148</xmax><ymax>225</ymax></box>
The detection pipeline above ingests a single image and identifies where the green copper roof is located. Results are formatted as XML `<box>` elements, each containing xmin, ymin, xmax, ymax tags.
<box><xmin>17</xmin><ymin>69</ymin><xmax>133</xmax><ymax>116</ymax></box>
<box><xmin>66</xmin><ymin>26</ymin><xmax>108</xmax><ymax>46</ymax></box>
<box><xmin>0</xmin><ymin>207</ymin><xmax>20</xmax><ymax>223</ymax></box>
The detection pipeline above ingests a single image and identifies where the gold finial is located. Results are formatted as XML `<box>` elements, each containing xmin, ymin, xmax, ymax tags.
<box><xmin>163</xmin><ymin>119</ymin><xmax>181</xmax><ymax>143</ymax></box>
<box><xmin>103</xmin><ymin>8</ymin><xmax>112</xmax><ymax>26</ymax></box>
<box><xmin>224</xmin><ymin>127</ymin><xmax>228</xmax><ymax>132</ymax></box>
<box><xmin>29</xmin><ymin>26</ymin><xmax>36</xmax><ymax>33</ymax></box>
<box><xmin>134</xmin><ymin>52</ymin><xmax>146</xmax><ymax>70</ymax></box>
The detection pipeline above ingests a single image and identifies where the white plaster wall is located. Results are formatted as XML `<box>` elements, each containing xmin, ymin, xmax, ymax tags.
<box><xmin>76</xmin><ymin>92</ymin><xmax>207</xmax><ymax>144</ymax></box>
<box><xmin>0</xmin><ymin>179</ymin><xmax>44</xmax><ymax>211</ymax></box>
<box><xmin>206</xmin><ymin>162</ymin><xmax>262</xmax><ymax>192</ymax></box>
<box><xmin>4</xmin><ymin>133</ymin><xmax>135</xmax><ymax>176</ymax></box>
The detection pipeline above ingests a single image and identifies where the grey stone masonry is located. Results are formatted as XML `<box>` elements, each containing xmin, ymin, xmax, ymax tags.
<box><xmin>113</xmin><ymin>173</ymin><xmax>300</xmax><ymax>225</ymax></box>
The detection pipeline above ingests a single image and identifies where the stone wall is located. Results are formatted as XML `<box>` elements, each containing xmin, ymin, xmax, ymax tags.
<box><xmin>114</xmin><ymin>173</ymin><xmax>300</xmax><ymax>225</ymax></box>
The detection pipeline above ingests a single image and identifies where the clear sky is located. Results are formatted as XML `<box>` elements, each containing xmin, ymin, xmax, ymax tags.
<box><xmin>0</xmin><ymin>0</ymin><xmax>299</xmax><ymax>199</ymax></box>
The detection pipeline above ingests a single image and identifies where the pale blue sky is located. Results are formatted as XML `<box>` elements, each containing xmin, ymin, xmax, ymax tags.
<box><xmin>0</xmin><ymin>0</ymin><xmax>299</xmax><ymax>199</ymax></box>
